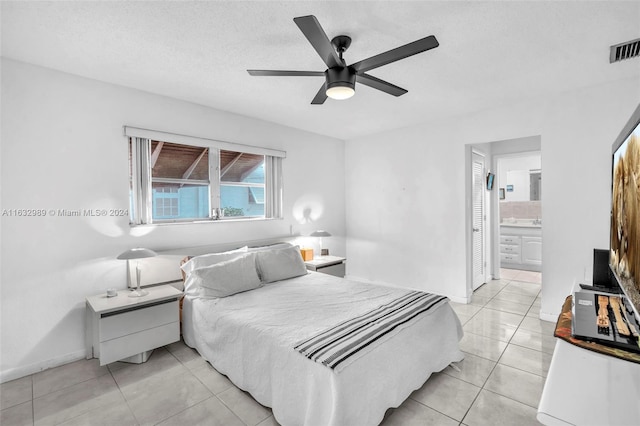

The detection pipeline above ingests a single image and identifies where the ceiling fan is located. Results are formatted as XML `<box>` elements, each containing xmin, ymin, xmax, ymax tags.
<box><xmin>247</xmin><ymin>15</ymin><xmax>439</xmax><ymax>104</ymax></box>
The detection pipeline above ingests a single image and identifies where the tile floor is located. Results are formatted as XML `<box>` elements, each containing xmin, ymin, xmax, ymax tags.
<box><xmin>1</xmin><ymin>268</ymin><xmax>553</xmax><ymax>425</ymax></box>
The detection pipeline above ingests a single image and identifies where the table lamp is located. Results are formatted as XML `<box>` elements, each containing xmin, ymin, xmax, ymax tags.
<box><xmin>117</xmin><ymin>248</ymin><xmax>157</xmax><ymax>297</ymax></box>
<box><xmin>310</xmin><ymin>230</ymin><xmax>331</xmax><ymax>256</ymax></box>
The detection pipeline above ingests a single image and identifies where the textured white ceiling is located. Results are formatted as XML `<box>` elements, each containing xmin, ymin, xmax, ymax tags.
<box><xmin>2</xmin><ymin>1</ymin><xmax>639</xmax><ymax>140</ymax></box>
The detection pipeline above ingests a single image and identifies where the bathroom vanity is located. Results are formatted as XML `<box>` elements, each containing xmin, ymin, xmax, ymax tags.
<box><xmin>500</xmin><ymin>220</ymin><xmax>542</xmax><ymax>272</ymax></box>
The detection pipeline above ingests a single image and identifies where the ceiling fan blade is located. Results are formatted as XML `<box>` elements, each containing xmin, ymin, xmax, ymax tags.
<box><xmin>356</xmin><ymin>73</ymin><xmax>407</xmax><ymax>97</ymax></box>
<box><xmin>293</xmin><ymin>15</ymin><xmax>343</xmax><ymax>69</ymax></box>
<box><xmin>247</xmin><ymin>70</ymin><xmax>325</xmax><ymax>77</ymax></box>
<box><xmin>352</xmin><ymin>35</ymin><xmax>439</xmax><ymax>73</ymax></box>
<box><xmin>311</xmin><ymin>83</ymin><xmax>328</xmax><ymax>105</ymax></box>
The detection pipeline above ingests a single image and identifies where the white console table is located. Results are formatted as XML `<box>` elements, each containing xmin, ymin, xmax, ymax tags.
<box><xmin>538</xmin><ymin>338</ymin><xmax>640</xmax><ymax>425</ymax></box>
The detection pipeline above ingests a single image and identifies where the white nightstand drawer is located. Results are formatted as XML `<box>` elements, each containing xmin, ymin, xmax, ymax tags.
<box><xmin>100</xmin><ymin>300</ymin><xmax>178</xmax><ymax>342</ymax></box>
<box><xmin>100</xmin><ymin>321</ymin><xmax>179</xmax><ymax>365</ymax></box>
<box><xmin>317</xmin><ymin>262</ymin><xmax>346</xmax><ymax>278</ymax></box>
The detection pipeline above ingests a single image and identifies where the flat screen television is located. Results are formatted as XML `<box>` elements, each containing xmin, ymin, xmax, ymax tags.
<box><xmin>610</xmin><ymin>102</ymin><xmax>640</xmax><ymax>321</ymax></box>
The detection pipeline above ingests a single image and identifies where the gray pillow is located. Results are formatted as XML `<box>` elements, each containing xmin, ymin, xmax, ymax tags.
<box><xmin>191</xmin><ymin>252</ymin><xmax>261</xmax><ymax>298</ymax></box>
<box><xmin>256</xmin><ymin>245</ymin><xmax>308</xmax><ymax>283</ymax></box>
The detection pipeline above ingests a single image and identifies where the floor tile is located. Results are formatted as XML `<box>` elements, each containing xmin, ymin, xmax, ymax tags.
<box><xmin>464</xmin><ymin>316</ymin><xmax>518</xmax><ymax>342</ymax></box>
<box><xmin>498</xmin><ymin>344</ymin><xmax>552</xmax><ymax>377</ymax></box>
<box><xmin>442</xmin><ymin>352</ymin><xmax>497</xmax><ymax>387</ymax></box>
<box><xmin>257</xmin><ymin>415</ymin><xmax>281</xmax><ymax>426</ymax></box>
<box><xmin>473</xmin><ymin>285</ymin><xmax>502</xmax><ymax>299</ymax></box>
<box><xmin>380</xmin><ymin>398</ymin><xmax>458</xmax><ymax>426</ymax></box>
<box><xmin>455</xmin><ymin>312</ymin><xmax>473</xmax><ymax>326</ymax></box>
<box><xmin>191</xmin><ymin>362</ymin><xmax>235</xmax><ymax>395</ymax></box>
<box><xmin>0</xmin><ymin>400</ymin><xmax>33</xmax><ymax>426</ymax></box>
<box><xmin>119</xmin><ymin>364</ymin><xmax>212</xmax><ymax>425</ymax></box>
<box><xmin>484</xmin><ymin>298</ymin><xmax>531</xmax><ymax>316</ymax></box>
<box><xmin>519</xmin><ymin>316</ymin><xmax>556</xmax><ymax>335</ymax></box>
<box><xmin>410</xmin><ymin>373</ymin><xmax>481</xmax><ymax>421</ymax></box>
<box><xmin>33</xmin><ymin>373</ymin><xmax>122</xmax><ymax>426</ymax></box>
<box><xmin>493</xmin><ymin>290</ymin><xmax>536</xmax><ymax>306</ymax></box>
<box><xmin>109</xmin><ymin>347</ymin><xmax>183</xmax><ymax>388</ymax></box>
<box><xmin>483</xmin><ymin>364</ymin><xmax>545</xmax><ymax>408</ymax></box>
<box><xmin>471</xmin><ymin>308</ymin><xmax>524</xmax><ymax>328</ymax></box>
<box><xmin>157</xmin><ymin>396</ymin><xmax>244</xmax><ymax>426</ymax></box>
<box><xmin>511</xmin><ymin>328</ymin><xmax>557</xmax><ymax>355</ymax></box>
<box><xmin>1</xmin><ymin>375</ymin><xmax>32</xmax><ymax>410</ymax></box>
<box><xmin>217</xmin><ymin>386</ymin><xmax>271</xmax><ymax>426</ymax></box>
<box><xmin>463</xmin><ymin>389</ymin><xmax>540</xmax><ymax>426</ymax></box>
<box><xmin>499</xmin><ymin>268</ymin><xmax>521</xmax><ymax>280</ymax></box>
<box><xmin>469</xmin><ymin>294</ymin><xmax>492</xmax><ymax>307</ymax></box>
<box><xmin>518</xmin><ymin>271</ymin><xmax>542</xmax><ymax>284</ymax></box>
<box><xmin>32</xmin><ymin>358</ymin><xmax>108</xmax><ymax>398</ymax></box>
<box><xmin>502</xmin><ymin>281</ymin><xmax>541</xmax><ymax>297</ymax></box>
<box><xmin>459</xmin><ymin>333</ymin><xmax>508</xmax><ymax>362</ymax></box>
<box><xmin>449</xmin><ymin>302</ymin><xmax>482</xmax><ymax>318</ymax></box>
<box><xmin>526</xmin><ymin>304</ymin><xmax>541</xmax><ymax>318</ymax></box>
<box><xmin>169</xmin><ymin>344</ymin><xmax>203</xmax><ymax>365</ymax></box>
<box><xmin>58</xmin><ymin>400</ymin><xmax>138</xmax><ymax>426</ymax></box>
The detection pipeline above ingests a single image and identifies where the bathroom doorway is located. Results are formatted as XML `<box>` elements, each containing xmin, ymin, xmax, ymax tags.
<box><xmin>465</xmin><ymin>135</ymin><xmax>542</xmax><ymax>298</ymax></box>
<box><xmin>496</xmin><ymin>152</ymin><xmax>542</xmax><ymax>274</ymax></box>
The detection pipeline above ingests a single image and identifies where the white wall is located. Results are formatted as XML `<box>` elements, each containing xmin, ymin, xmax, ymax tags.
<box><xmin>0</xmin><ymin>59</ymin><xmax>346</xmax><ymax>382</ymax></box>
<box><xmin>345</xmin><ymin>77</ymin><xmax>640</xmax><ymax>316</ymax></box>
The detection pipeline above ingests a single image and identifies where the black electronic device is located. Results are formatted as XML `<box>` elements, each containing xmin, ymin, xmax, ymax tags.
<box><xmin>593</xmin><ymin>248</ymin><xmax>611</xmax><ymax>287</ymax></box>
<box><xmin>579</xmin><ymin>283</ymin><xmax>621</xmax><ymax>294</ymax></box>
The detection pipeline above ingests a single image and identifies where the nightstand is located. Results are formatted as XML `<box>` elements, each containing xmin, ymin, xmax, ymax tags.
<box><xmin>85</xmin><ymin>284</ymin><xmax>182</xmax><ymax>365</ymax></box>
<box><xmin>304</xmin><ymin>256</ymin><xmax>346</xmax><ymax>278</ymax></box>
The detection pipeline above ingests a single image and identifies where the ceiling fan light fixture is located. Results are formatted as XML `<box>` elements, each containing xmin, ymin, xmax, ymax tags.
<box><xmin>325</xmin><ymin>67</ymin><xmax>356</xmax><ymax>100</ymax></box>
<box><xmin>326</xmin><ymin>84</ymin><xmax>355</xmax><ymax>100</ymax></box>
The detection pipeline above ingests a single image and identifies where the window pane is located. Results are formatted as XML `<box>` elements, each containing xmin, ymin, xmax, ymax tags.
<box><xmin>152</xmin><ymin>183</ymin><xmax>209</xmax><ymax>220</ymax></box>
<box><xmin>221</xmin><ymin>185</ymin><xmax>264</xmax><ymax>217</ymax></box>
<box><xmin>220</xmin><ymin>151</ymin><xmax>264</xmax><ymax>184</ymax></box>
<box><xmin>152</xmin><ymin>141</ymin><xmax>209</xmax><ymax>181</ymax></box>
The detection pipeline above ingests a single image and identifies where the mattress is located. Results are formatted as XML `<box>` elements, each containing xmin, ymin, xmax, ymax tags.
<box><xmin>182</xmin><ymin>272</ymin><xmax>464</xmax><ymax>426</ymax></box>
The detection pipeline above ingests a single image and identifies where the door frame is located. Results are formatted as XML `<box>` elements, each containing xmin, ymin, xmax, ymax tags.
<box><xmin>464</xmin><ymin>146</ymin><xmax>490</xmax><ymax>301</ymax></box>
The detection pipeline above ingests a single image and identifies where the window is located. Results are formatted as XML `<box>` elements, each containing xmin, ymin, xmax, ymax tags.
<box><xmin>126</xmin><ymin>127</ymin><xmax>284</xmax><ymax>225</ymax></box>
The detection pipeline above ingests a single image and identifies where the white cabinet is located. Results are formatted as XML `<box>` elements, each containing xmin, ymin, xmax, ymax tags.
<box><xmin>500</xmin><ymin>225</ymin><xmax>542</xmax><ymax>272</ymax></box>
<box><xmin>86</xmin><ymin>285</ymin><xmax>182</xmax><ymax>365</ymax></box>
<box><xmin>522</xmin><ymin>236</ymin><xmax>542</xmax><ymax>266</ymax></box>
<box><xmin>500</xmin><ymin>235</ymin><xmax>522</xmax><ymax>264</ymax></box>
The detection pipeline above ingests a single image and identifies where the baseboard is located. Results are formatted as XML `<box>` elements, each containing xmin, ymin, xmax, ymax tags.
<box><xmin>0</xmin><ymin>350</ymin><xmax>86</xmax><ymax>384</ymax></box>
<box><xmin>448</xmin><ymin>295</ymin><xmax>471</xmax><ymax>304</ymax></box>
<box><xmin>539</xmin><ymin>310</ymin><xmax>558</xmax><ymax>322</ymax></box>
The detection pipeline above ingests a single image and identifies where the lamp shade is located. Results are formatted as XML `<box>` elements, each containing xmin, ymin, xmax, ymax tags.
<box><xmin>310</xmin><ymin>230</ymin><xmax>331</xmax><ymax>237</ymax></box>
<box><xmin>117</xmin><ymin>248</ymin><xmax>157</xmax><ymax>260</ymax></box>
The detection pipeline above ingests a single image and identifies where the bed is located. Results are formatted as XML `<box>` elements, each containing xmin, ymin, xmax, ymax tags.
<box><xmin>177</xmin><ymin>242</ymin><xmax>464</xmax><ymax>426</ymax></box>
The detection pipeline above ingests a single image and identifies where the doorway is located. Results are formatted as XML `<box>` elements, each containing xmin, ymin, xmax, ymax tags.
<box><xmin>496</xmin><ymin>152</ymin><xmax>542</xmax><ymax>274</ymax></box>
<box><xmin>465</xmin><ymin>135</ymin><xmax>542</xmax><ymax>300</ymax></box>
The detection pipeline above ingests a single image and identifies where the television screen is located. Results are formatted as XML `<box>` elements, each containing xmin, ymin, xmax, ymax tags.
<box><xmin>610</xmin><ymin>103</ymin><xmax>640</xmax><ymax>320</ymax></box>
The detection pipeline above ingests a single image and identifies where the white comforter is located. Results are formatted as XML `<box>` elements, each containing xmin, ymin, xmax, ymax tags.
<box><xmin>182</xmin><ymin>272</ymin><xmax>464</xmax><ymax>426</ymax></box>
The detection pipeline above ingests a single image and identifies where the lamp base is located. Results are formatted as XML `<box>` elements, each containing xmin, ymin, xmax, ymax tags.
<box><xmin>129</xmin><ymin>288</ymin><xmax>149</xmax><ymax>297</ymax></box>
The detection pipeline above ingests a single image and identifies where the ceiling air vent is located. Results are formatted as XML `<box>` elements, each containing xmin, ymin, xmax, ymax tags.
<box><xmin>610</xmin><ymin>38</ymin><xmax>640</xmax><ymax>63</ymax></box>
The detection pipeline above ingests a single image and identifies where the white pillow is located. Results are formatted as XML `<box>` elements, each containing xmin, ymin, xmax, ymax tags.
<box><xmin>189</xmin><ymin>252</ymin><xmax>261</xmax><ymax>298</ymax></box>
<box><xmin>180</xmin><ymin>246</ymin><xmax>248</xmax><ymax>276</ymax></box>
<box><xmin>247</xmin><ymin>242</ymin><xmax>294</xmax><ymax>252</ymax></box>
<box><xmin>256</xmin><ymin>245</ymin><xmax>308</xmax><ymax>283</ymax></box>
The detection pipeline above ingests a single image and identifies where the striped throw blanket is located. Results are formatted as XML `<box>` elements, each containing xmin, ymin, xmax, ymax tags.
<box><xmin>294</xmin><ymin>290</ymin><xmax>447</xmax><ymax>372</ymax></box>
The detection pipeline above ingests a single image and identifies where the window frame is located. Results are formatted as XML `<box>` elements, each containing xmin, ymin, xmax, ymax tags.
<box><xmin>125</xmin><ymin>126</ymin><xmax>285</xmax><ymax>225</ymax></box>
